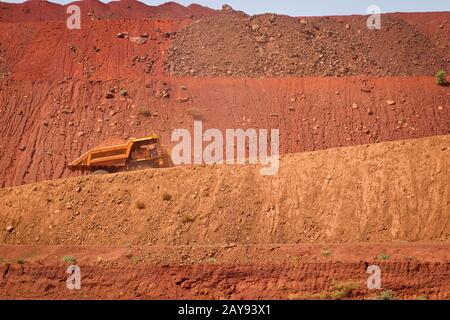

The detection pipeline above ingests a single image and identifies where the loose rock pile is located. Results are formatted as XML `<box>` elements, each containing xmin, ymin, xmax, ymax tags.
<box><xmin>167</xmin><ymin>14</ymin><xmax>448</xmax><ymax>77</ymax></box>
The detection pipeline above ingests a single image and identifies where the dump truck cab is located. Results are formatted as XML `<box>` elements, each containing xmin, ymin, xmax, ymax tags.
<box><xmin>68</xmin><ymin>135</ymin><xmax>166</xmax><ymax>173</ymax></box>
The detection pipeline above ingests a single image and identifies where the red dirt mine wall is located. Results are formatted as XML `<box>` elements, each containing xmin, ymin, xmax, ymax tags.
<box><xmin>0</xmin><ymin>19</ymin><xmax>187</xmax><ymax>80</ymax></box>
<box><xmin>0</xmin><ymin>76</ymin><xmax>448</xmax><ymax>187</ymax></box>
<box><xmin>0</xmin><ymin>0</ymin><xmax>218</xmax><ymax>22</ymax></box>
<box><xmin>0</xmin><ymin>4</ymin><xmax>449</xmax><ymax>301</ymax></box>
<box><xmin>1</xmin><ymin>12</ymin><xmax>448</xmax><ymax>80</ymax></box>
<box><xmin>0</xmin><ymin>135</ymin><xmax>448</xmax><ymax>246</ymax></box>
<box><xmin>1</xmin><ymin>259</ymin><xmax>449</xmax><ymax>300</ymax></box>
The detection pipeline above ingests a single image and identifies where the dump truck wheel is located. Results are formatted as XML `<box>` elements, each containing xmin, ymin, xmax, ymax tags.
<box><xmin>92</xmin><ymin>169</ymin><xmax>109</xmax><ymax>175</ymax></box>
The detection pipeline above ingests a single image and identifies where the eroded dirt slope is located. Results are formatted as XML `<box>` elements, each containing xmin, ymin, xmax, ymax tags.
<box><xmin>0</xmin><ymin>135</ymin><xmax>448</xmax><ymax>246</ymax></box>
<box><xmin>0</xmin><ymin>19</ymin><xmax>186</xmax><ymax>80</ymax></box>
<box><xmin>0</xmin><ymin>76</ymin><xmax>448</xmax><ymax>187</ymax></box>
<box><xmin>0</xmin><ymin>244</ymin><xmax>448</xmax><ymax>299</ymax></box>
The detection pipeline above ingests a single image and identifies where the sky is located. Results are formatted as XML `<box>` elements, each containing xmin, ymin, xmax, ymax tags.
<box><xmin>3</xmin><ymin>0</ymin><xmax>450</xmax><ymax>16</ymax></box>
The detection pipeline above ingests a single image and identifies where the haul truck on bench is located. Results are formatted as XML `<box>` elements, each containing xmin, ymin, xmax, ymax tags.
<box><xmin>68</xmin><ymin>135</ymin><xmax>168</xmax><ymax>174</ymax></box>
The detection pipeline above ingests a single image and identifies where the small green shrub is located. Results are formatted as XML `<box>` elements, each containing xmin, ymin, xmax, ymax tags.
<box><xmin>436</xmin><ymin>70</ymin><xmax>447</xmax><ymax>86</ymax></box>
<box><xmin>376</xmin><ymin>290</ymin><xmax>395</xmax><ymax>300</ymax></box>
<box><xmin>331</xmin><ymin>290</ymin><xmax>350</xmax><ymax>300</ymax></box>
<box><xmin>378</xmin><ymin>253</ymin><xmax>391</xmax><ymax>260</ymax></box>
<box><xmin>16</xmin><ymin>258</ymin><xmax>25</xmax><ymax>265</ymax></box>
<box><xmin>331</xmin><ymin>281</ymin><xmax>360</xmax><ymax>299</ymax></box>
<box><xmin>321</xmin><ymin>249</ymin><xmax>332</xmax><ymax>258</ymax></box>
<box><xmin>63</xmin><ymin>255</ymin><xmax>77</xmax><ymax>264</ymax></box>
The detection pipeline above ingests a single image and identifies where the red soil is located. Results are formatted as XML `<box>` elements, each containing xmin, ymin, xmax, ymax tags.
<box><xmin>0</xmin><ymin>244</ymin><xmax>448</xmax><ymax>299</ymax></box>
<box><xmin>1</xmin><ymin>135</ymin><xmax>448</xmax><ymax>246</ymax></box>
<box><xmin>390</xmin><ymin>12</ymin><xmax>449</xmax><ymax>65</ymax></box>
<box><xmin>1</xmin><ymin>10</ymin><xmax>448</xmax><ymax>80</ymax></box>
<box><xmin>1</xmin><ymin>134</ymin><xmax>449</xmax><ymax>299</ymax></box>
<box><xmin>0</xmin><ymin>3</ymin><xmax>449</xmax><ymax>301</ymax></box>
<box><xmin>0</xmin><ymin>19</ymin><xmax>187</xmax><ymax>80</ymax></box>
<box><xmin>0</xmin><ymin>0</ymin><xmax>219</xmax><ymax>22</ymax></box>
<box><xmin>0</xmin><ymin>76</ymin><xmax>448</xmax><ymax>187</ymax></box>
<box><xmin>390</xmin><ymin>12</ymin><xmax>449</xmax><ymax>38</ymax></box>
<box><xmin>0</xmin><ymin>0</ymin><xmax>63</xmax><ymax>22</ymax></box>
<box><xmin>167</xmin><ymin>13</ymin><xmax>449</xmax><ymax>77</ymax></box>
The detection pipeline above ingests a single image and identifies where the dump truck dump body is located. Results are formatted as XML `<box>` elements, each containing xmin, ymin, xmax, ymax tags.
<box><xmin>68</xmin><ymin>135</ymin><xmax>166</xmax><ymax>172</ymax></box>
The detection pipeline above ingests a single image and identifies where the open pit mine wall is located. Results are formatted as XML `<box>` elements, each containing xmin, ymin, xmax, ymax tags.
<box><xmin>0</xmin><ymin>76</ymin><xmax>448</xmax><ymax>187</ymax></box>
<box><xmin>0</xmin><ymin>135</ymin><xmax>448</xmax><ymax>246</ymax></box>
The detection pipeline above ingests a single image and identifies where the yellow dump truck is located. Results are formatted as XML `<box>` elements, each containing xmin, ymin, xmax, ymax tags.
<box><xmin>68</xmin><ymin>135</ymin><xmax>167</xmax><ymax>174</ymax></box>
